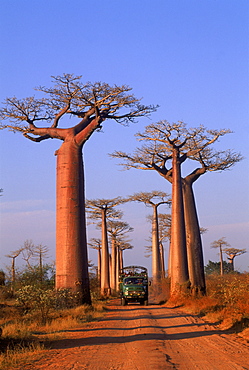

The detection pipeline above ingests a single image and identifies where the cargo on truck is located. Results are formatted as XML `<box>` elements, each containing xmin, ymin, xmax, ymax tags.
<box><xmin>119</xmin><ymin>266</ymin><xmax>149</xmax><ymax>306</ymax></box>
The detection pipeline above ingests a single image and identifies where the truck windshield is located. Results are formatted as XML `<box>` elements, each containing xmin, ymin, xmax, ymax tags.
<box><xmin>124</xmin><ymin>277</ymin><xmax>143</xmax><ymax>285</ymax></box>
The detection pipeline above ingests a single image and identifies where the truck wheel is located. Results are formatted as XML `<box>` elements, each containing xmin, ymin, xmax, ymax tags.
<box><xmin>121</xmin><ymin>298</ymin><xmax>127</xmax><ymax>306</ymax></box>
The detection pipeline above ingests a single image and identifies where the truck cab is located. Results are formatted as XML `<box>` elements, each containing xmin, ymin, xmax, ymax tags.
<box><xmin>119</xmin><ymin>266</ymin><xmax>149</xmax><ymax>306</ymax></box>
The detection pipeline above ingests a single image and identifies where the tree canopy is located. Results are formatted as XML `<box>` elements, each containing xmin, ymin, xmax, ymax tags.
<box><xmin>0</xmin><ymin>74</ymin><xmax>158</xmax><ymax>144</ymax></box>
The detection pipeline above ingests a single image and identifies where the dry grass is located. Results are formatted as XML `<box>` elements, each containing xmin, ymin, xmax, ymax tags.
<box><xmin>0</xmin><ymin>341</ymin><xmax>45</xmax><ymax>370</ymax></box>
<box><xmin>163</xmin><ymin>274</ymin><xmax>249</xmax><ymax>340</ymax></box>
<box><xmin>1</xmin><ymin>274</ymin><xmax>249</xmax><ymax>368</ymax></box>
<box><xmin>0</xmin><ymin>298</ymin><xmax>107</xmax><ymax>369</ymax></box>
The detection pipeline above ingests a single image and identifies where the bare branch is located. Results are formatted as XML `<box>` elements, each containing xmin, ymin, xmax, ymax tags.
<box><xmin>1</xmin><ymin>74</ymin><xmax>157</xmax><ymax>145</ymax></box>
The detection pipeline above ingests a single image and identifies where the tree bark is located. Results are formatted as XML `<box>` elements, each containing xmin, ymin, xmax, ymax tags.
<box><xmin>159</xmin><ymin>242</ymin><xmax>165</xmax><ymax>278</ymax></box>
<box><xmin>119</xmin><ymin>249</ymin><xmax>123</xmax><ymax>270</ymax></box>
<box><xmin>116</xmin><ymin>247</ymin><xmax>120</xmax><ymax>293</ymax></box>
<box><xmin>97</xmin><ymin>247</ymin><xmax>101</xmax><ymax>284</ymax></box>
<box><xmin>55</xmin><ymin>140</ymin><xmax>91</xmax><ymax>304</ymax></box>
<box><xmin>152</xmin><ymin>205</ymin><xmax>161</xmax><ymax>284</ymax></box>
<box><xmin>170</xmin><ymin>147</ymin><xmax>189</xmax><ymax>295</ymax></box>
<box><xmin>229</xmin><ymin>257</ymin><xmax>234</xmax><ymax>271</ymax></box>
<box><xmin>110</xmin><ymin>237</ymin><xmax>117</xmax><ymax>293</ymax></box>
<box><xmin>100</xmin><ymin>208</ymin><xmax>111</xmax><ymax>296</ymax></box>
<box><xmin>183</xmin><ymin>180</ymin><xmax>206</xmax><ymax>295</ymax></box>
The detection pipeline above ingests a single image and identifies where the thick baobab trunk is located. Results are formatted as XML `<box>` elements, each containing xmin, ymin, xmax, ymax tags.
<box><xmin>119</xmin><ymin>249</ymin><xmax>123</xmax><ymax>270</ymax></box>
<box><xmin>159</xmin><ymin>242</ymin><xmax>165</xmax><ymax>278</ymax></box>
<box><xmin>55</xmin><ymin>140</ymin><xmax>91</xmax><ymax>304</ymax></box>
<box><xmin>228</xmin><ymin>257</ymin><xmax>234</xmax><ymax>271</ymax></box>
<box><xmin>170</xmin><ymin>147</ymin><xmax>189</xmax><ymax>295</ymax></box>
<box><xmin>152</xmin><ymin>205</ymin><xmax>161</xmax><ymax>283</ymax></box>
<box><xmin>110</xmin><ymin>238</ymin><xmax>117</xmax><ymax>293</ymax></box>
<box><xmin>100</xmin><ymin>209</ymin><xmax>111</xmax><ymax>296</ymax></box>
<box><xmin>116</xmin><ymin>247</ymin><xmax>120</xmax><ymax>293</ymax></box>
<box><xmin>97</xmin><ymin>247</ymin><xmax>101</xmax><ymax>284</ymax></box>
<box><xmin>168</xmin><ymin>241</ymin><xmax>172</xmax><ymax>278</ymax></box>
<box><xmin>183</xmin><ymin>180</ymin><xmax>206</xmax><ymax>295</ymax></box>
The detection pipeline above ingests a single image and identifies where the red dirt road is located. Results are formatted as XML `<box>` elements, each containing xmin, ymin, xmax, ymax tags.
<box><xmin>26</xmin><ymin>300</ymin><xmax>249</xmax><ymax>370</ymax></box>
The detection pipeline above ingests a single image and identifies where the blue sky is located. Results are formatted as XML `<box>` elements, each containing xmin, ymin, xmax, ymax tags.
<box><xmin>0</xmin><ymin>0</ymin><xmax>248</xmax><ymax>274</ymax></box>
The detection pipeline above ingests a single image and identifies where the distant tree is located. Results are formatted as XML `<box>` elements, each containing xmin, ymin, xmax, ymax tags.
<box><xmin>88</xmin><ymin>238</ymin><xmax>102</xmax><ymax>282</ymax></box>
<box><xmin>107</xmin><ymin>220</ymin><xmax>133</xmax><ymax>293</ymax></box>
<box><xmin>19</xmin><ymin>240</ymin><xmax>50</xmax><ymax>283</ymax></box>
<box><xmin>21</xmin><ymin>240</ymin><xmax>35</xmax><ymax>268</ymax></box>
<box><xmin>126</xmin><ymin>191</ymin><xmax>170</xmax><ymax>284</ymax></box>
<box><xmin>86</xmin><ymin>197</ymin><xmax>125</xmax><ymax>296</ymax></box>
<box><xmin>117</xmin><ymin>238</ymin><xmax>134</xmax><ymax>275</ymax></box>
<box><xmin>146</xmin><ymin>213</ymin><xmax>171</xmax><ymax>278</ymax></box>
<box><xmin>223</xmin><ymin>248</ymin><xmax>247</xmax><ymax>271</ymax></box>
<box><xmin>33</xmin><ymin>244</ymin><xmax>50</xmax><ymax>283</ymax></box>
<box><xmin>210</xmin><ymin>237</ymin><xmax>230</xmax><ymax>275</ymax></box>
<box><xmin>205</xmin><ymin>260</ymin><xmax>233</xmax><ymax>275</ymax></box>
<box><xmin>0</xmin><ymin>74</ymin><xmax>157</xmax><ymax>304</ymax></box>
<box><xmin>5</xmin><ymin>247</ymin><xmax>24</xmax><ymax>292</ymax></box>
<box><xmin>158</xmin><ymin>213</ymin><xmax>171</xmax><ymax>278</ymax></box>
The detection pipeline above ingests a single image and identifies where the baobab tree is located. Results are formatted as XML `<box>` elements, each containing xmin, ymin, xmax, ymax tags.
<box><xmin>223</xmin><ymin>247</ymin><xmax>246</xmax><ymax>271</ymax></box>
<box><xmin>21</xmin><ymin>240</ymin><xmax>49</xmax><ymax>281</ymax></box>
<box><xmin>126</xmin><ymin>191</ymin><xmax>170</xmax><ymax>285</ymax></box>
<box><xmin>5</xmin><ymin>247</ymin><xmax>24</xmax><ymax>292</ymax></box>
<box><xmin>0</xmin><ymin>74</ymin><xmax>156</xmax><ymax>304</ymax></box>
<box><xmin>146</xmin><ymin>213</ymin><xmax>171</xmax><ymax>278</ymax></box>
<box><xmin>107</xmin><ymin>220</ymin><xmax>133</xmax><ymax>293</ymax></box>
<box><xmin>158</xmin><ymin>213</ymin><xmax>171</xmax><ymax>277</ymax></box>
<box><xmin>210</xmin><ymin>237</ymin><xmax>230</xmax><ymax>275</ymax></box>
<box><xmin>88</xmin><ymin>238</ymin><xmax>102</xmax><ymax>282</ymax></box>
<box><xmin>116</xmin><ymin>238</ymin><xmax>134</xmax><ymax>286</ymax></box>
<box><xmin>21</xmin><ymin>240</ymin><xmax>36</xmax><ymax>268</ymax></box>
<box><xmin>111</xmin><ymin>121</ymin><xmax>242</xmax><ymax>296</ymax></box>
<box><xmin>33</xmin><ymin>244</ymin><xmax>50</xmax><ymax>283</ymax></box>
<box><xmin>86</xmin><ymin>197</ymin><xmax>125</xmax><ymax>296</ymax></box>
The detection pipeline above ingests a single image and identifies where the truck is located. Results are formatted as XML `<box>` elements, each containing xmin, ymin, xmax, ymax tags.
<box><xmin>119</xmin><ymin>265</ymin><xmax>149</xmax><ymax>306</ymax></box>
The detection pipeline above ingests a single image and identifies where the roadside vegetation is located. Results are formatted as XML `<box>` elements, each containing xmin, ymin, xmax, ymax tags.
<box><xmin>160</xmin><ymin>273</ymin><xmax>249</xmax><ymax>341</ymax></box>
<box><xmin>1</xmin><ymin>268</ymin><xmax>249</xmax><ymax>369</ymax></box>
<box><xmin>0</xmin><ymin>265</ymin><xmax>106</xmax><ymax>370</ymax></box>
<box><xmin>0</xmin><ymin>240</ymin><xmax>248</xmax><ymax>369</ymax></box>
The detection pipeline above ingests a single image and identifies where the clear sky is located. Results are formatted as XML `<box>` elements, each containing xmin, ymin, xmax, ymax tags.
<box><xmin>0</xmin><ymin>0</ymin><xmax>248</xmax><ymax>275</ymax></box>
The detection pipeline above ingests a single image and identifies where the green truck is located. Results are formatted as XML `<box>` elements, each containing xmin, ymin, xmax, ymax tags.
<box><xmin>119</xmin><ymin>266</ymin><xmax>149</xmax><ymax>306</ymax></box>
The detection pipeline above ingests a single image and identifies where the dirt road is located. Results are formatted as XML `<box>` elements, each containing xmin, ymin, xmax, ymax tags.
<box><xmin>27</xmin><ymin>300</ymin><xmax>249</xmax><ymax>370</ymax></box>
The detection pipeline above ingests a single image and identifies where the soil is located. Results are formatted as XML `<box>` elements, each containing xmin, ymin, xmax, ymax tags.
<box><xmin>24</xmin><ymin>299</ymin><xmax>249</xmax><ymax>370</ymax></box>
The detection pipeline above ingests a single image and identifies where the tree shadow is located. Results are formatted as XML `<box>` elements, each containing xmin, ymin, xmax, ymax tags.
<box><xmin>47</xmin><ymin>301</ymin><xmax>224</xmax><ymax>351</ymax></box>
<box><xmin>61</xmin><ymin>320</ymin><xmax>214</xmax><ymax>334</ymax></box>
<box><xmin>52</xmin><ymin>327</ymin><xmax>225</xmax><ymax>350</ymax></box>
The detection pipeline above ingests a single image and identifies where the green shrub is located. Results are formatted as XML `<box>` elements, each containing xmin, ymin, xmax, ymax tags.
<box><xmin>16</xmin><ymin>286</ymin><xmax>81</xmax><ymax>324</ymax></box>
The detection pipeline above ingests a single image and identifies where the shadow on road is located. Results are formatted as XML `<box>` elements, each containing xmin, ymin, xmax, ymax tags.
<box><xmin>52</xmin><ymin>327</ymin><xmax>224</xmax><ymax>350</ymax></box>
<box><xmin>50</xmin><ymin>303</ymin><xmax>223</xmax><ymax>351</ymax></box>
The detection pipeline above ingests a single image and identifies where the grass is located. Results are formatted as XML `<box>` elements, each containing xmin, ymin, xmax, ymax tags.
<box><xmin>163</xmin><ymin>274</ymin><xmax>249</xmax><ymax>340</ymax></box>
<box><xmin>0</xmin><ymin>341</ymin><xmax>45</xmax><ymax>370</ymax></box>
<box><xmin>0</xmin><ymin>274</ymin><xmax>249</xmax><ymax>368</ymax></box>
<box><xmin>0</xmin><ymin>297</ymin><xmax>107</xmax><ymax>369</ymax></box>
